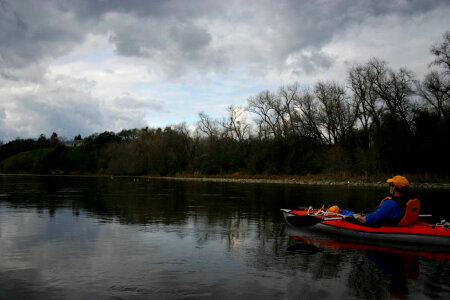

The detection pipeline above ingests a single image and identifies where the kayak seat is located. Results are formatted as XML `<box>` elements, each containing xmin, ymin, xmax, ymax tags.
<box><xmin>397</xmin><ymin>198</ymin><xmax>420</xmax><ymax>227</ymax></box>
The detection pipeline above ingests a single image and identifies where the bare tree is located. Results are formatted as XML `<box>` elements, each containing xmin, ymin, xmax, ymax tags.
<box><xmin>277</xmin><ymin>83</ymin><xmax>300</xmax><ymax>137</ymax></box>
<box><xmin>253</xmin><ymin>118</ymin><xmax>271</xmax><ymax>140</ymax></box>
<box><xmin>222</xmin><ymin>106</ymin><xmax>249</xmax><ymax>143</ymax></box>
<box><xmin>247</xmin><ymin>84</ymin><xmax>309</xmax><ymax>140</ymax></box>
<box><xmin>417</xmin><ymin>32</ymin><xmax>450</xmax><ymax>120</ymax></box>
<box><xmin>348</xmin><ymin>63</ymin><xmax>383</xmax><ymax>131</ymax></box>
<box><xmin>430</xmin><ymin>31</ymin><xmax>450</xmax><ymax>74</ymax></box>
<box><xmin>416</xmin><ymin>71</ymin><xmax>449</xmax><ymax>120</ymax></box>
<box><xmin>366</xmin><ymin>58</ymin><xmax>415</xmax><ymax>128</ymax></box>
<box><xmin>197</xmin><ymin>112</ymin><xmax>219</xmax><ymax>138</ymax></box>
<box><xmin>247</xmin><ymin>91</ymin><xmax>283</xmax><ymax>139</ymax></box>
<box><xmin>292</xmin><ymin>89</ymin><xmax>325</xmax><ymax>143</ymax></box>
<box><xmin>315</xmin><ymin>81</ymin><xmax>358</xmax><ymax>144</ymax></box>
<box><xmin>173</xmin><ymin>122</ymin><xmax>198</xmax><ymax>160</ymax></box>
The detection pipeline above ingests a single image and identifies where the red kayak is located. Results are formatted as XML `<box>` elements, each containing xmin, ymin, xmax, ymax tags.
<box><xmin>281</xmin><ymin>208</ymin><xmax>450</xmax><ymax>248</ymax></box>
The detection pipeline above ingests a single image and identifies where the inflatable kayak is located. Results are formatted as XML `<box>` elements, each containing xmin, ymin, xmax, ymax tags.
<box><xmin>281</xmin><ymin>208</ymin><xmax>450</xmax><ymax>248</ymax></box>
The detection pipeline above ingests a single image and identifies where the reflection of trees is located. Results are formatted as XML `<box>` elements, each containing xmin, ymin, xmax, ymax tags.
<box><xmin>2</xmin><ymin>175</ymin><xmax>450</xmax><ymax>298</ymax></box>
<box><xmin>2</xmin><ymin>175</ymin><xmax>448</xmax><ymax>227</ymax></box>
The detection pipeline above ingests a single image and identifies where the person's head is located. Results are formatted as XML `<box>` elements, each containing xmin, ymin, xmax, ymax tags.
<box><xmin>387</xmin><ymin>175</ymin><xmax>409</xmax><ymax>196</ymax></box>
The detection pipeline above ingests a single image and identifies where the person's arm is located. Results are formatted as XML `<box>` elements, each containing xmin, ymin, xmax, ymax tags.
<box><xmin>364</xmin><ymin>200</ymin><xmax>397</xmax><ymax>225</ymax></box>
<box><xmin>340</xmin><ymin>209</ymin><xmax>355</xmax><ymax>215</ymax></box>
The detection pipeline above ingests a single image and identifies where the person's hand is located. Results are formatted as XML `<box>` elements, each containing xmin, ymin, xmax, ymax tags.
<box><xmin>353</xmin><ymin>214</ymin><xmax>366</xmax><ymax>223</ymax></box>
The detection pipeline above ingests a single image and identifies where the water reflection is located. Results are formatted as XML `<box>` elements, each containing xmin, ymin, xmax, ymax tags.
<box><xmin>1</xmin><ymin>175</ymin><xmax>450</xmax><ymax>299</ymax></box>
<box><xmin>281</xmin><ymin>224</ymin><xmax>450</xmax><ymax>299</ymax></box>
<box><xmin>365</xmin><ymin>250</ymin><xmax>412</xmax><ymax>298</ymax></box>
<box><xmin>2</xmin><ymin>175</ymin><xmax>449</xmax><ymax>225</ymax></box>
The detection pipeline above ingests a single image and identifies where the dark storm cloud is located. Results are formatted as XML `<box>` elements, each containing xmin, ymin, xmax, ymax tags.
<box><xmin>1</xmin><ymin>0</ymin><xmax>449</xmax><ymax>74</ymax></box>
<box><xmin>170</xmin><ymin>24</ymin><xmax>212</xmax><ymax>54</ymax></box>
<box><xmin>56</xmin><ymin>0</ymin><xmax>223</xmax><ymax>21</ymax></box>
<box><xmin>0</xmin><ymin>69</ymin><xmax>18</xmax><ymax>80</ymax></box>
<box><xmin>364</xmin><ymin>0</ymin><xmax>448</xmax><ymax>16</ymax></box>
<box><xmin>108</xmin><ymin>20</ymin><xmax>213</xmax><ymax>71</ymax></box>
<box><xmin>290</xmin><ymin>50</ymin><xmax>334</xmax><ymax>76</ymax></box>
<box><xmin>254</xmin><ymin>0</ymin><xmax>450</xmax><ymax>60</ymax></box>
<box><xmin>0</xmin><ymin>0</ymin><xmax>88</xmax><ymax>68</ymax></box>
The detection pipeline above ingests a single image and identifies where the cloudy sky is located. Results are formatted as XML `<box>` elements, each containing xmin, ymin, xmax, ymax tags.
<box><xmin>1</xmin><ymin>0</ymin><xmax>449</xmax><ymax>141</ymax></box>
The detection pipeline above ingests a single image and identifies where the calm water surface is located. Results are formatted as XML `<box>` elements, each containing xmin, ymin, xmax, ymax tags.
<box><xmin>0</xmin><ymin>175</ymin><xmax>449</xmax><ymax>299</ymax></box>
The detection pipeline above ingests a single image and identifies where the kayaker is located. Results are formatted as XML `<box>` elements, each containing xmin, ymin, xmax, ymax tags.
<box><xmin>331</xmin><ymin>176</ymin><xmax>410</xmax><ymax>226</ymax></box>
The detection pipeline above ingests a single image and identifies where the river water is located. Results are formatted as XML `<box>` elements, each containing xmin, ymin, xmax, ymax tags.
<box><xmin>0</xmin><ymin>175</ymin><xmax>449</xmax><ymax>299</ymax></box>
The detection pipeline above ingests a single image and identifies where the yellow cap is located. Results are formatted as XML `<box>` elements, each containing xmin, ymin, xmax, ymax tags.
<box><xmin>387</xmin><ymin>175</ymin><xmax>409</xmax><ymax>189</ymax></box>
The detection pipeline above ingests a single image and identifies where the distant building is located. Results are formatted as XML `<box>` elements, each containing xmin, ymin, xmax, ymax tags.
<box><xmin>64</xmin><ymin>140</ymin><xmax>83</xmax><ymax>147</ymax></box>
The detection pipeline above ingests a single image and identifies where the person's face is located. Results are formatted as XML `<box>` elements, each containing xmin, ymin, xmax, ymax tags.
<box><xmin>389</xmin><ymin>183</ymin><xmax>395</xmax><ymax>195</ymax></box>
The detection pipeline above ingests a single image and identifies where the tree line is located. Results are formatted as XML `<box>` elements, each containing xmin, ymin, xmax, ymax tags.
<box><xmin>1</xmin><ymin>32</ymin><xmax>449</xmax><ymax>177</ymax></box>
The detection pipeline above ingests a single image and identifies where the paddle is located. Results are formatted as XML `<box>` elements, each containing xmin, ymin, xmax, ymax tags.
<box><xmin>285</xmin><ymin>214</ymin><xmax>344</xmax><ymax>227</ymax></box>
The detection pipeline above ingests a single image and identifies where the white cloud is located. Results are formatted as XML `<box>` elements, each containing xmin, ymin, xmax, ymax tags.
<box><xmin>0</xmin><ymin>72</ymin><xmax>150</xmax><ymax>140</ymax></box>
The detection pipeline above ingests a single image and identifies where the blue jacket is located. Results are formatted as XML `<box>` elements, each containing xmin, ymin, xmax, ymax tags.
<box><xmin>365</xmin><ymin>199</ymin><xmax>403</xmax><ymax>225</ymax></box>
<box><xmin>340</xmin><ymin>198</ymin><xmax>404</xmax><ymax>226</ymax></box>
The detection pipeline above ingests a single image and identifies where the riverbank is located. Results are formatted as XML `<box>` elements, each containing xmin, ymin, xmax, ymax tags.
<box><xmin>2</xmin><ymin>172</ymin><xmax>449</xmax><ymax>189</ymax></box>
<box><xmin>143</xmin><ymin>174</ymin><xmax>450</xmax><ymax>189</ymax></box>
